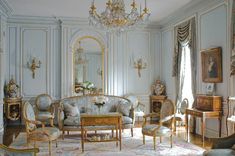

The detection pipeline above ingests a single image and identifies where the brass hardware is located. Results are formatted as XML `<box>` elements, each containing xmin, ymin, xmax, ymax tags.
<box><xmin>27</xmin><ymin>58</ymin><xmax>41</xmax><ymax>79</ymax></box>
<box><xmin>133</xmin><ymin>58</ymin><xmax>147</xmax><ymax>77</ymax></box>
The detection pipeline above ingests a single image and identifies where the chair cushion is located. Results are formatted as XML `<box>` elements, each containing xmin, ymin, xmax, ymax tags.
<box><xmin>175</xmin><ymin>113</ymin><xmax>185</xmax><ymax>121</ymax></box>
<box><xmin>122</xmin><ymin>116</ymin><xmax>133</xmax><ymax>124</ymax></box>
<box><xmin>179</xmin><ymin>100</ymin><xmax>188</xmax><ymax>114</ymax></box>
<box><xmin>64</xmin><ymin>103</ymin><xmax>80</xmax><ymax>117</ymax></box>
<box><xmin>37</xmin><ymin>96</ymin><xmax>51</xmax><ymax>111</ymax></box>
<box><xmin>30</xmin><ymin>127</ymin><xmax>60</xmax><ymax>141</ymax></box>
<box><xmin>135</xmin><ymin>110</ymin><xmax>145</xmax><ymax>117</ymax></box>
<box><xmin>64</xmin><ymin>116</ymin><xmax>80</xmax><ymax>126</ymax></box>
<box><xmin>116</xmin><ymin>101</ymin><xmax>131</xmax><ymax>116</ymax></box>
<box><xmin>142</xmin><ymin>124</ymin><xmax>171</xmax><ymax>136</ymax></box>
<box><xmin>36</xmin><ymin>112</ymin><xmax>53</xmax><ymax>121</ymax></box>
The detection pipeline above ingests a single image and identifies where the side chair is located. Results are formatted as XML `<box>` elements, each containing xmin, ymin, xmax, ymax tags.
<box><xmin>174</xmin><ymin>98</ymin><xmax>189</xmax><ymax>131</ymax></box>
<box><xmin>23</xmin><ymin>101</ymin><xmax>60</xmax><ymax>156</ymax></box>
<box><xmin>35</xmin><ymin>94</ymin><xmax>55</xmax><ymax>126</ymax></box>
<box><xmin>142</xmin><ymin>99</ymin><xmax>175</xmax><ymax>150</ymax></box>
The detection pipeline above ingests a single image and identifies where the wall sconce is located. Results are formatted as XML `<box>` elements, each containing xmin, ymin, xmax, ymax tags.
<box><xmin>27</xmin><ymin>58</ymin><xmax>41</xmax><ymax>79</ymax></box>
<box><xmin>134</xmin><ymin>58</ymin><xmax>147</xmax><ymax>77</ymax></box>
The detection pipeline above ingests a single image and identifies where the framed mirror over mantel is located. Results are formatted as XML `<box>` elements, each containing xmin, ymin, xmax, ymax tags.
<box><xmin>72</xmin><ymin>36</ymin><xmax>105</xmax><ymax>95</ymax></box>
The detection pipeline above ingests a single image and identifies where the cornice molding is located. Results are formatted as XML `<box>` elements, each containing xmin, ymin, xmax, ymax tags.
<box><xmin>7</xmin><ymin>15</ymin><xmax>160</xmax><ymax>31</ymax></box>
<box><xmin>0</xmin><ymin>0</ymin><xmax>13</xmax><ymax>17</ymax></box>
<box><xmin>158</xmin><ymin>0</ymin><xmax>226</xmax><ymax>28</ymax></box>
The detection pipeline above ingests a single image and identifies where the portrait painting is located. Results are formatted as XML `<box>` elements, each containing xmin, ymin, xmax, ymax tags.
<box><xmin>201</xmin><ymin>47</ymin><xmax>222</xmax><ymax>83</ymax></box>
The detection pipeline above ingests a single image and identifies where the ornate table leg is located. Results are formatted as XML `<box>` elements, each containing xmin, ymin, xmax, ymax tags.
<box><xmin>201</xmin><ymin>114</ymin><xmax>205</xmax><ymax>147</ymax></box>
<box><xmin>185</xmin><ymin>112</ymin><xmax>189</xmax><ymax>142</ymax></box>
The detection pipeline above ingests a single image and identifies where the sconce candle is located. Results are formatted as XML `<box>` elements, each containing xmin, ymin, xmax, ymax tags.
<box><xmin>134</xmin><ymin>58</ymin><xmax>147</xmax><ymax>77</ymax></box>
<box><xmin>27</xmin><ymin>58</ymin><xmax>41</xmax><ymax>79</ymax></box>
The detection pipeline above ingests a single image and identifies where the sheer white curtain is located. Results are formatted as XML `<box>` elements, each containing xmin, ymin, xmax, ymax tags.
<box><xmin>178</xmin><ymin>45</ymin><xmax>194</xmax><ymax>107</ymax></box>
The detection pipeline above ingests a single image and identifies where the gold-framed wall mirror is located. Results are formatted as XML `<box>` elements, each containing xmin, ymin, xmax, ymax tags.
<box><xmin>73</xmin><ymin>36</ymin><xmax>104</xmax><ymax>95</ymax></box>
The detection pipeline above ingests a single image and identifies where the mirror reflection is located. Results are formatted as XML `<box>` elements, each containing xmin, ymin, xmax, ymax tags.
<box><xmin>73</xmin><ymin>37</ymin><xmax>103</xmax><ymax>95</ymax></box>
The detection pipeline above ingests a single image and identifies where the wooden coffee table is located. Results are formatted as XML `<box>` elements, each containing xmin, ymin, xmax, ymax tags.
<box><xmin>80</xmin><ymin>113</ymin><xmax>122</xmax><ymax>152</ymax></box>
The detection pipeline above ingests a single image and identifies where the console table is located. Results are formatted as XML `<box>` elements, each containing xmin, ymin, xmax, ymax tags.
<box><xmin>80</xmin><ymin>113</ymin><xmax>122</xmax><ymax>152</ymax></box>
<box><xmin>185</xmin><ymin>95</ymin><xmax>222</xmax><ymax>147</ymax></box>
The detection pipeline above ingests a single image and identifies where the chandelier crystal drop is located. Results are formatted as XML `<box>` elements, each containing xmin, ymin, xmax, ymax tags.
<box><xmin>89</xmin><ymin>0</ymin><xmax>151</xmax><ymax>34</ymax></box>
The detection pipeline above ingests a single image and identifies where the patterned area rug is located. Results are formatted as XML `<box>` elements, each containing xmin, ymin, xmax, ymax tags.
<box><xmin>10</xmin><ymin>128</ymin><xmax>205</xmax><ymax>156</ymax></box>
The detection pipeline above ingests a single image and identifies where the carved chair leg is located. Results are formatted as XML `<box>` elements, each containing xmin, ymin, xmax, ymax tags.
<box><xmin>170</xmin><ymin>134</ymin><xmax>173</xmax><ymax>148</ymax></box>
<box><xmin>131</xmin><ymin>128</ymin><xmax>133</xmax><ymax>137</ymax></box>
<box><xmin>67</xmin><ymin>131</ymin><xmax>69</xmax><ymax>135</ymax></box>
<box><xmin>50</xmin><ymin>119</ymin><xmax>54</xmax><ymax>127</ymax></box>
<box><xmin>160</xmin><ymin>136</ymin><xmax>162</xmax><ymax>143</ymax></box>
<box><xmin>143</xmin><ymin>135</ymin><xmax>145</xmax><ymax>144</ymax></box>
<box><xmin>153</xmin><ymin>136</ymin><xmax>156</xmax><ymax>150</ymax></box>
<box><xmin>62</xmin><ymin>131</ymin><xmax>65</xmax><ymax>140</ymax></box>
<box><xmin>56</xmin><ymin>139</ymin><xmax>58</xmax><ymax>148</ymax></box>
<box><xmin>49</xmin><ymin>140</ymin><xmax>52</xmax><ymax>156</ymax></box>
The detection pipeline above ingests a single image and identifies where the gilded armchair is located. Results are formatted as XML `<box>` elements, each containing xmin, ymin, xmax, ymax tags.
<box><xmin>0</xmin><ymin>144</ymin><xmax>39</xmax><ymax>156</ymax></box>
<box><xmin>142</xmin><ymin>99</ymin><xmax>175</xmax><ymax>150</ymax></box>
<box><xmin>22</xmin><ymin>101</ymin><xmax>60</xmax><ymax>156</ymax></box>
<box><xmin>35</xmin><ymin>94</ymin><xmax>55</xmax><ymax>126</ymax></box>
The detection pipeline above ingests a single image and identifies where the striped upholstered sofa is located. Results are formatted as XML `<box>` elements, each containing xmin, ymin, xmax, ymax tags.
<box><xmin>57</xmin><ymin>95</ymin><xmax>135</xmax><ymax>138</ymax></box>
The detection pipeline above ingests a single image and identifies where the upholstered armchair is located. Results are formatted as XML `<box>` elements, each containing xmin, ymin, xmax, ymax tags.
<box><xmin>174</xmin><ymin>98</ymin><xmax>189</xmax><ymax>131</ymax></box>
<box><xmin>23</xmin><ymin>101</ymin><xmax>60</xmax><ymax>156</ymax></box>
<box><xmin>142</xmin><ymin>99</ymin><xmax>175</xmax><ymax>150</ymax></box>
<box><xmin>35</xmin><ymin>94</ymin><xmax>54</xmax><ymax>126</ymax></box>
<box><xmin>203</xmin><ymin>133</ymin><xmax>235</xmax><ymax>156</ymax></box>
<box><xmin>0</xmin><ymin>144</ymin><xmax>39</xmax><ymax>156</ymax></box>
<box><xmin>125</xmin><ymin>95</ymin><xmax>145</xmax><ymax>124</ymax></box>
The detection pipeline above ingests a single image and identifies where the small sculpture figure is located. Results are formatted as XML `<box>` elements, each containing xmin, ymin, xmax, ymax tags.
<box><xmin>4</xmin><ymin>78</ymin><xmax>20</xmax><ymax>98</ymax></box>
<box><xmin>152</xmin><ymin>80</ymin><xmax>166</xmax><ymax>96</ymax></box>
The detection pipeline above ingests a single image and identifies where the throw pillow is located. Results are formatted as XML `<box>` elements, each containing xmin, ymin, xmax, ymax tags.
<box><xmin>116</xmin><ymin>101</ymin><xmax>131</xmax><ymax>116</ymax></box>
<box><xmin>64</xmin><ymin>103</ymin><xmax>80</xmax><ymax>117</ymax></box>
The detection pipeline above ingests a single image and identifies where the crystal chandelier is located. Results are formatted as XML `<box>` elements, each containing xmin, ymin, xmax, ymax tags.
<box><xmin>89</xmin><ymin>0</ymin><xmax>151</xmax><ymax>34</ymax></box>
<box><xmin>75</xmin><ymin>41</ymin><xmax>88</xmax><ymax>65</ymax></box>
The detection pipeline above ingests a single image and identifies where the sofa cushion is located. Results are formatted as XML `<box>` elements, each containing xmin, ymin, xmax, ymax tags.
<box><xmin>64</xmin><ymin>103</ymin><xmax>80</xmax><ymax>117</ymax></box>
<box><xmin>116</xmin><ymin>101</ymin><xmax>131</xmax><ymax>116</ymax></box>
<box><xmin>64</xmin><ymin>116</ymin><xmax>80</xmax><ymax>126</ymax></box>
<box><xmin>122</xmin><ymin>116</ymin><xmax>133</xmax><ymax>124</ymax></box>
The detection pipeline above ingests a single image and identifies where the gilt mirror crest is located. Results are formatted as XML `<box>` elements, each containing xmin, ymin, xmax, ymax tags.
<box><xmin>73</xmin><ymin>36</ymin><xmax>104</xmax><ymax>95</ymax></box>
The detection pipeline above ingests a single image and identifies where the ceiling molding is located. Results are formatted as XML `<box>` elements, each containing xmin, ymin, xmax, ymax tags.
<box><xmin>158</xmin><ymin>0</ymin><xmax>226</xmax><ymax>28</ymax></box>
<box><xmin>0</xmin><ymin>0</ymin><xmax>13</xmax><ymax>17</ymax></box>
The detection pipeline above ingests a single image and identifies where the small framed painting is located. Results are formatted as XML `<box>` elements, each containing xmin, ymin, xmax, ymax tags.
<box><xmin>201</xmin><ymin>47</ymin><xmax>222</xmax><ymax>83</ymax></box>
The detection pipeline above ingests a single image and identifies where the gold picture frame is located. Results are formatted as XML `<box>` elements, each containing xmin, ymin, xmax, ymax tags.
<box><xmin>201</xmin><ymin>47</ymin><xmax>222</xmax><ymax>83</ymax></box>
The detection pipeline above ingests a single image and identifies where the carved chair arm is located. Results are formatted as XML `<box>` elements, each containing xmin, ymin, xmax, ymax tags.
<box><xmin>159</xmin><ymin>115</ymin><xmax>175</xmax><ymax>129</ymax></box>
<box><xmin>25</xmin><ymin>119</ymin><xmax>45</xmax><ymax>128</ymax></box>
<box><xmin>143</xmin><ymin>113</ymin><xmax>159</xmax><ymax>118</ymax></box>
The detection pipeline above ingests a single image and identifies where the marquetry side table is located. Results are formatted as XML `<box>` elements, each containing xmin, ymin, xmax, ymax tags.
<box><xmin>185</xmin><ymin>108</ymin><xmax>222</xmax><ymax>147</ymax></box>
<box><xmin>3</xmin><ymin>97</ymin><xmax>22</xmax><ymax>121</ymax></box>
<box><xmin>80</xmin><ymin>113</ymin><xmax>122</xmax><ymax>152</ymax></box>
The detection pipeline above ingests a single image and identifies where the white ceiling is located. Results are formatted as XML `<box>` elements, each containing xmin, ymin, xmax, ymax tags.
<box><xmin>7</xmin><ymin>0</ymin><xmax>195</xmax><ymax>23</ymax></box>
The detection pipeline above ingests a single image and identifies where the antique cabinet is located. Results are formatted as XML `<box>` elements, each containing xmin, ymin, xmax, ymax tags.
<box><xmin>195</xmin><ymin>95</ymin><xmax>222</xmax><ymax>111</ymax></box>
<box><xmin>150</xmin><ymin>95</ymin><xmax>167</xmax><ymax>121</ymax></box>
<box><xmin>3</xmin><ymin>97</ymin><xmax>22</xmax><ymax>121</ymax></box>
